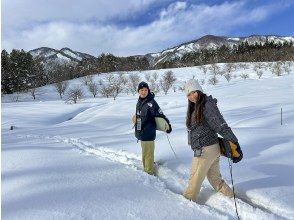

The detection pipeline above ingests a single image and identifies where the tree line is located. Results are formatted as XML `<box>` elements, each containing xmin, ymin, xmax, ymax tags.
<box><xmin>1</xmin><ymin>49</ymin><xmax>47</xmax><ymax>94</ymax></box>
<box><xmin>156</xmin><ymin>40</ymin><xmax>294</xmax><ymax>69</ymax></box>
<box><xmin>51</xmin><ymin>70</ymin><xmax>177</xmax><ymax>103</ymax></box>
<box><xmin>1</xmin><ymin>40</ymin><xmax>293</xmax><ymax>94</ymax></box>
<box><xmin>1</xmin><ymin>50</ymin><xmax>150</xmax><ymax>94</ymax></box>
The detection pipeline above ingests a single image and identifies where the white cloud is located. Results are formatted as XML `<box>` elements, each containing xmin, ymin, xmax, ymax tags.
<box><xmin>2</xmin><ymin>0</ymin><xmax>157</xmax><ymax>29</ymax></box>
<box><xmin>2</xmin><ymin>1</ymin><xmax>292</xmax><ymax>56</ymax></box>
<box><xmin>160</xmin><ymin>1</ymin><xmax>187</xmax><ymax>18</ymax></box>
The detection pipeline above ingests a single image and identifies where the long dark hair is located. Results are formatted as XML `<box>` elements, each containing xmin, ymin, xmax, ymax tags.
<box><xmin>186</xmin><ymin>91</ymin><xmax>206</xmax><ymax>128</ymax></box>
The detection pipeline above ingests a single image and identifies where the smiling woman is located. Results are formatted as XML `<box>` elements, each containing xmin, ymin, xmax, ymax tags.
<box><xmin>183</xmin><ymin>79</ymin><xmax>242</xmax><ymax>202</ymax></box>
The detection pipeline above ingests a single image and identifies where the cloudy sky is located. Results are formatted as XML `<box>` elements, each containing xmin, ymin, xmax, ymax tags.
<box><xmin>2</xmin><ymin>0</ymin><xmax>294</xmax><ymax>56</ymax></box>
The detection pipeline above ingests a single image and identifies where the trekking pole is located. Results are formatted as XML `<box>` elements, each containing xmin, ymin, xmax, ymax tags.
<box><xmin>228</xmin><ymin>158</ymin><xmax>241</xmax><ymax>220</ymax></box>
<box><xmin>165</xmin><ymin>134</ymin><xmax>182</xmax><ymax>162</ymax></box>
<box><xmin>281</xmin><ymin>107</ymin><xmax>283</xmax><ymax>125</ymax></box>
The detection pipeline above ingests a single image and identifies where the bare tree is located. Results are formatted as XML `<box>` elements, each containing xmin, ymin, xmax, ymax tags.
<box><xmin>282</xmin><ymin>61</ymin><xmax>291</xmax><ymax>75</ymax></box>
<box><xmin>104</xmin><ymin>73</ymin><xmax>127</xmax><ymax>100</ymax></box>
<box><xmin>160</xmin><ymin>70</ymin><xmax>177</xmax><ymax>95</ymax></box>
<box><xmin>100</xmin><ymin>84</ymin><xmax>113</xmax><ymax>98</ymax></box>
<box><xmin>128</xmin><ymin>74</ymin><xmax>141</xmax><ymax>95</ymax></box>
<box><xmin>111</xmin><ymin>73</ymin><xmax>127</xmax><ymax>100</ymax></box>
<box><xmin>256</xmin><ymin>70</ymin><xmax>264</xmax><ymax>79</ymax></box>
<box><xmin>98</xmin><ymin>79</ymin><xmax>104</xmax><ymax>86</ymax></box>
<box><xmin>272</xmin><ymin>62</ymin><xmax>283</xmax><ymax>76</ymax></box>
<box><xmin>88</xmin><ymin>82</ymin><xmax>99</xmax><ymax>97</ymax></box>
<box><xmin>54</xmin><ymin>81</ymin><xmax>69</xmax><ymax>99</ymax></box>
<box><xmin>254</xmin><ymin>62</ymin><xmax>264</xmax><ymax>70</ymax></box>
<box><xmin>218</xmin><ymin>70</ymin><xmax>225</xmax><ymax>76</ymax></box>
<box><xmin>199</xmin><ymin>65</ymin><xmax>208</xmax><ymax>75</ymax></box>
<box><xmin>144</xmin><ymin>73</ymin><xmax>151</xmax><ymax>82</ymax></box>
<box><xmin>267</xmin><ymin>62</ymin><xmax>273</xmax><ymax>69</ymax></box>
<box><xmin>238</xmin><ymin>63</ymin><xmax>249</xmax><ymax>70</ymax></box>
<box><xmin>200</xmin><ymin>79</ymin><xmax>205</xmax><ymax>85</ymax></box>
<box><xmin>152</xmin><ymin>72</ymin><xmax>159</xmax><ymax>82</ymax></box>
<box><xmin>224</xmin><ymin>73</ymin><xmax>232</xmax><ymax>82</ymax></box>
<box><xmin>105</xmin><ymin>73</ymin><xmax>115</xmax><ymax>84</ymax></box>
<box><xmin>29</xmin><ymin>87</ymin><xmax>41</xmax><ymax>100</ymax></box>
<box><xmin>240</xmin><ymin>73</ymin><xmax>249</xmax><ymax>80</ymax></box>
<box><xmin>253</xmin><ymin>63</ymin><xmax>265</xmax><ymax>79</ymax></box>
<box><xmin>224</xmin><ymin>63</ymin><xmax>235</xmax><ymax>75</ymax></box>
<box><xmin>149</xmin><ymin>72</ymin><xmax>160</xmax><ymax>93</ymax></box>
<box><xmin>66</xmin><ymin>86</ymin><xmax>83</xmax><ymax>104</ymax></box>
<box><xmin>208</xmin><ymin>76</ymin><xmax>218</xmax><ymax>85</ymax></box>
<box><xmin>209</xmin><ymin>63</ymin><xmax>220</xmax><ymax>76</ymax></box>
<box><xmin>82</xmin><ymin>75</ymin><xmax>94</xmax><ymax>86</ymax></box>
<box><xmin>149</xmin><ymin>78</ymin><xmax>160</xmax><ymax>93</ymax></box>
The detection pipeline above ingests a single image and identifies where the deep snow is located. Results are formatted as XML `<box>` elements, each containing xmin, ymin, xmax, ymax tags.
<box><xmin>2</xmin><ymin>62</ymin><xmax>294</xmax><ymax>220</ymax></box>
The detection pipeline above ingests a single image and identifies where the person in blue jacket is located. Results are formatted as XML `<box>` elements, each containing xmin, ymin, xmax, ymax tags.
<box><xmin>134</xmin><ymin>81</ymin><xmax>171</xmax><ymax>175</ymax></box>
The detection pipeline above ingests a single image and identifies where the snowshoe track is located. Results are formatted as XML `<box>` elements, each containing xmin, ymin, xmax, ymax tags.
<box><xmin>18</xmin><ymin>134</ymin><xmax>288</xmax><ymax>220</ymax></box>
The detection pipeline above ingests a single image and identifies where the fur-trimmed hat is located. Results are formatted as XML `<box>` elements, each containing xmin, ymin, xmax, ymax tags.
<box><xmin>137</xmin><ymin>81</ymin><xmax>149</xmax><ymax>92</ymax></box>
<box><xmin>184</xmin><ymin>79</ymin><xmax>203</xmax><ymax>95</ymax></box>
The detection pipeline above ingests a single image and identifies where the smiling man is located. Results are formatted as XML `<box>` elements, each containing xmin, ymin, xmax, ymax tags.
<box><xmin>134</xmin><ymin>81</ymin><xmax>172</xmax><ymax>175</ymax></box>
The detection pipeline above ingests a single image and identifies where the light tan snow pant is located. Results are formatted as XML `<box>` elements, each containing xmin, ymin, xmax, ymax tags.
<box><xmin>183</xmin><ymin>143</ymin><xmax>234</xmax><ymax>201</ymax></box>
<box><xmin>141</xmin><ymin>141</ymin><xmax>155</xmax><ymax>175</ymax></box>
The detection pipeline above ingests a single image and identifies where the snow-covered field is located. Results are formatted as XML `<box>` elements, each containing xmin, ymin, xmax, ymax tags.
<box><xmin>2</xmin><ymin>63</ymin><xmax>294</xmax><ymax>220</ymax></box>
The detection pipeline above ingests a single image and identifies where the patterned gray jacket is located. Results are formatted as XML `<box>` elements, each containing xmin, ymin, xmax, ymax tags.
<box><xmin>189</xmin><ymin>95</ymin><xmax>238</xmax><ymax>150</ymax></box>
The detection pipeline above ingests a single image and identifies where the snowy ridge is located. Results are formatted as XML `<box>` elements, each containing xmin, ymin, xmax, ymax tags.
<box><xmin>149</xmin><ymin>35</ymin><xmax>294</xmax><ymax>65</ymax></box>
<box><xmin>29</xmin><ymin>47</ymin><xmax>95</xmax><ymax>64</ymax></box>
<box><xmin>28</xmin><ymin>35</ymin><xmax>294</xmax><ymax>67</ymax></box>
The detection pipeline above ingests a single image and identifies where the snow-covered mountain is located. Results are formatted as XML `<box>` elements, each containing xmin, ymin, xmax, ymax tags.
<box><xmin>29</xmin><ymin>47</ymin><xmax>95</xmax><ymax>64</ymax></box>
<box><xmin>147</xmin><ymin>35</ymin><xmax>294</xmax><ymax>66</ymax></box>
<box><xmin>29</xmin><ymin>35</ymin><xmax>294</xmax><ymax>66</ymax></box>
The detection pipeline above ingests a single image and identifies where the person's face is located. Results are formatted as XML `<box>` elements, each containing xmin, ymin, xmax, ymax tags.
<box><xmin>187</xmin><ymin>91</ymin><xmax>198</xmax><ymax>103</ymax></box>
<box><xmin>138</xmin><ymin>88</ymin><xmax>149</xmax><ymax>98</ymax></box>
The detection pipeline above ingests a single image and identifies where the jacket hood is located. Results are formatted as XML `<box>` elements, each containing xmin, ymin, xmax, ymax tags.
<box><xmin>205</xmin><ymin>95</ymin><xmax>218</xmax><ymax>104</ymax></box>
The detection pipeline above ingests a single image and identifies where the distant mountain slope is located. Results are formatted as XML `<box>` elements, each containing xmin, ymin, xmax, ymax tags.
<box><xmin>146</xmin><ymin>35</ymin><xmax>294</xmax><ymax>66</ymax></box>
<box><xmin>29</xmin><ymin>47</ymin><xmax>95</xmax><ymax>64</ymax></box>
<box><xmin>29</xmin><ymin>35</ymin><xmax>294</xmax><ymax>66</ymax></box>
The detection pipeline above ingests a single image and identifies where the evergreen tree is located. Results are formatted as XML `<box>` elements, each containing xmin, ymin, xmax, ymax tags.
<box><xmin>1</xmin><ymin>50</ymin><xmax>13</xmax><ymax>94</ymax></box>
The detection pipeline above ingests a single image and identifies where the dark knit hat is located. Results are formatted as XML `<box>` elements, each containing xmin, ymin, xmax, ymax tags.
<box><xmin>137</xmin><ymin>81</ymin><xmax>149</xmax><ymax>92</ymax></box>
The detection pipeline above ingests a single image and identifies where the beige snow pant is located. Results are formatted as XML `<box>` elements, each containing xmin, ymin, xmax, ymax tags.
<box><xmin>141</xmin><ymin>141</ymin><xmax>155</xmax><ymax>175</ymax></box>
<box><xmin>183</xmin><ymin>143</ymin><xmax>234</xmax><ymax>202</ymax></box>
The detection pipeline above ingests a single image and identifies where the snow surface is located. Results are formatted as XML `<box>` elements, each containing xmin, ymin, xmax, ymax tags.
<box><xmin>56</xmin><ymin>53</ymin><xmax>72</xmax><ymax>62</ymax></box>
<box><xmin>2</xmin><ymin>62</ymin><xmax>294</xmax><ymax>220</ymax></box>
<box><xmin>60</xmin><ymin>49</ymin><xmax>82</xmax><ymax>61</ymax></box>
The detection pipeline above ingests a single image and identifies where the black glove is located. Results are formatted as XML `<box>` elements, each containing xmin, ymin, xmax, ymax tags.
<box><xmin>166</xmin><ymin>123</ymin><xmax>172</xmax><ymax>133</ymax></box>
<box><xmin>232</xmin><ymin>142</ymin><xmax>243</xmax><ymax>163</ymax></box>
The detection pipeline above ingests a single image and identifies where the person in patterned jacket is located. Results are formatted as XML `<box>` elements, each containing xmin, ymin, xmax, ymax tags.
<box><xmin>183</xmin><ymin>79</ymin><xmax>243</xmax><ymax>202</ymax></box>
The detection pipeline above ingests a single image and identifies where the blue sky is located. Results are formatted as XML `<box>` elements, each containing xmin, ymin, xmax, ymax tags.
<box><xmin>2</xmin><ymin>0</ymin><xmax>294</xmax><ymax>56</ymax></box>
